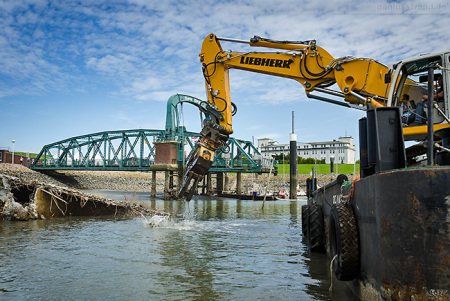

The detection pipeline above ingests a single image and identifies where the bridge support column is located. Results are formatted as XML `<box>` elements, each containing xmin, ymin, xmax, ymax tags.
<box><xmin>237</xmin><ymin>172</ymin><xmax>242</xmax><ymax>195</ymax></box>
<box><xmin>207</xmin><ymin>174</ymin><xmax>212</xmax><ymax>196</ymax></box>
<box><xmin>224</xmin><ymin>173</ymin><xmax>229</xmax><ymax>193</ymax></box>
<box><xmin>151</xmin><ymin>171</ymin><xmax>157</xmax><ymax>198</ymax></box>
<box><xmin>164</xmin><ymin>171</ymin><xmax>170</xmax><ymax>200</ymax></box>
<box><xmin>169</xmin><ymin>171</ymin><xmax>174</xmax><ymax>192</ymax></box>
<box><xmin>177</xmin><ymin>165</ymin><xmax>184</xmax><ymax>198</ymax></box>
<box><xmin>200</xmin><ymin>176</ymin><xmax>206</xmax><ymax>195</ymax></box>
<box><xmin>216</xmin><ymin>172</ymin><xmax>224</xmax><ymax>195</ymax></box>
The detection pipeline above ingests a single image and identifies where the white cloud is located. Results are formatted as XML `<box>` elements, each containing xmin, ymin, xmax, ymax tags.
<box><xmin>1</xmin><ymin>0</ymin><xmax>449</xmax><ymax>152</ymax></box>
<box><xmin>2</xmin><ymin>0</ymin><xmax>447</xmax><ymax>102</ymax></box>
<box><xmin>134</xmin><ymin>91</ymin><xmax>174</xmax><ymax>102</ymax></box>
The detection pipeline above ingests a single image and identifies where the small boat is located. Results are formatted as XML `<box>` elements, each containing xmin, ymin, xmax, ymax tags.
<box><xmin>297</xmin><ymin>188</ymin><xmax>306</xmax><ymax>196</ymax></box>
<box><xmin>277</xmin><ymin>189</ymin><xmax>288</xmax><ymax>199</ymax></box>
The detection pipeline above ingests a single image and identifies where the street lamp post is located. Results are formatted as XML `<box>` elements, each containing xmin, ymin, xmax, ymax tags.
<box><xmin>12</xmin><ymin>140</ymin><xmax>15</xmax><ymax>164</ymax></box>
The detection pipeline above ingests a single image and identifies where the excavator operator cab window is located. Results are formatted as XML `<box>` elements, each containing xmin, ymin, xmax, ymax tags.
<box><xmin>393</xmin><ymin>56</ymin><xmax>446</xmax><ymax>125</ymax></box>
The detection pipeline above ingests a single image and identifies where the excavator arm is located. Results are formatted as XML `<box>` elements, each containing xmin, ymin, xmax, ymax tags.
<box><xmin>178</xmin><ymin>33</ymin><xmax>392</xmax><ymax>201</ymax></box>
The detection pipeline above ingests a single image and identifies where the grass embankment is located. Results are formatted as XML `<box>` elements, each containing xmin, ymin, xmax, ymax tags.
<box><xmin>276</xmin><ymin>163</ymin><xmax>359</xmax><ymax>175</ymax></box>
<box><xmin>12</xmin><ymin>152</ymin><xmax>39</xmax><ymax>158</ymax></box>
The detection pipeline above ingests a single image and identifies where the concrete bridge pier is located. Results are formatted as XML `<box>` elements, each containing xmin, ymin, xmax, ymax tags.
<box><xmin>198</xmin><ymin>173</ymin><xmax>214</xmax><ymax>196</ymax></box>
<box><xmin>200</xmin><ymin>176</ymin><xmax>207</xmax><ymax>195</ymax></box>
<box><xmin>164</xmin><ymin>171</ymin><xmax>169</xmax><ymax>200</ymax></box>
<box><xmin>177</xmin><ymin>165</ymin><xmax>184</xmax><ymax>198</ymax></box>
<box><xmin>169</xmin><ymin>171</ymin><xmax>175</xmax><ymax>197</ymax></box>
<box><xmin>151</xmin><ymin>171</ymin><xmax>157</xmax><ymax>198</ymax></box>
<box><xmin>207</xmin><ymin>174</ymin><xmax>212</xmax><ymax>196</ymax></box>
<box><xmin>237</xmin><ymin>172</ymin><xmax>242</xmax><ymax>195</ymax></box>
<box><xmin>224</xmin><ymin>173</ymin><xmax>229</xmax><ymax>193</ymax></box>
<box><xmin>216</xmin><ymin>172</ymin><xmax>224</xmax><ymax>195</ymax></box>
<box><xmin>164</xmin><ymin>171</ymin><xmax>177</xmax><ymax>200</ymax></box>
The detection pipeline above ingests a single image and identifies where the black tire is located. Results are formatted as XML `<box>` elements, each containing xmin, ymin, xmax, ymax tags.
<box><xmin>308</xmin><ymin>204</ymin><xmax>325</xmax><ymax>253</ymax></box>
<box><xmin>329</xmin><ymin>202</ymin><xmax>359</xmax><ymax>281</ymax></box>
<box><xmin>301</xmin><ymin>205</ymin><xmax>310</xmax><ymax>238</ymax></box>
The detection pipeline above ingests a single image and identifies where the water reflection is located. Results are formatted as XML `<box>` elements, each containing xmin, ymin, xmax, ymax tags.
<box><xmin>1</xmin><ymin>191</ymin><xmax>357</xmax><ymax>300</ymax></box>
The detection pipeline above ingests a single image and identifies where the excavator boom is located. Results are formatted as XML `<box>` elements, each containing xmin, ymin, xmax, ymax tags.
<box><xmin>178</xmin><ymin>33</ymin><xmax>393</xmax><ymax>201</ymax></box>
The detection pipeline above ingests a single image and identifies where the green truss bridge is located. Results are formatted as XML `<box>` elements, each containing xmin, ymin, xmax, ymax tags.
<box><xmin>30</xmin><ymin>94</ymin><xmax>276</xmax><ymax>174</ymax></box>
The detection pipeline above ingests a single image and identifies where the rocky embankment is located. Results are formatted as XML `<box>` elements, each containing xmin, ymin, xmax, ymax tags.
<box><xmin>237</xmin><ymin>174</ymin><xmax>351</xmax><ymax>194</ymax></box>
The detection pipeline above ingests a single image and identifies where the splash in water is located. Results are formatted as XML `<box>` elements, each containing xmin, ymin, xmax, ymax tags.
<box><xmin>143</xmin><ymin>214</ymin><xmax>203</xmax><ymax>230</ymax></box>
<box><xmin>143</xmin><ymin>214</ymin><xmax>173</xmax><ymax>228</ymax></box>
<box><xmin>142</xmin><ymin>201</ymin><xmax>202</xmax><ymax>230</ymax></box>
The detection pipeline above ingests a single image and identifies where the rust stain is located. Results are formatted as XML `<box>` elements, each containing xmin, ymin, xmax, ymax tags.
<box><xmin>442</xmin><ymin>255</ymin><xmax>450</xmax><ymax>267</ymax></box>
<box><xmin>425</xmin><ymin>168</ymin><xmax>439</xmax><ymax>179</ymax></box>
<box><xmin>408</xmin><ymin>191</ymin><xmax>429</xmax><ymax>233</ymax></box>
<box><xmin>382</xmin><ymin>277</ymin><xmax>449</xmax><ymax>301</ymax></box>
<box><xmin>414</xmin><ymin>266</ymin><xmax>424</xmax><ymax>295</ymax></box>
<box><xmin>436</xmin><ymin>240</ymin><xmax>444</xmax><ymax>253</ymax></box>
<box><xmin>408</xmin><ymin>191</ymin><xmax>420</xmax><ymax>211</ymax></box>
<box><xmin>381</xmin><ymin>215</ymin><xmax>390</xmax><ymax>235</ymax></box>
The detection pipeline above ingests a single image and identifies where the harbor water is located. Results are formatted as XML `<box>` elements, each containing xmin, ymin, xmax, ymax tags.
<box><xmin>1</xmin><ymin>191</ymin><xmax>356</xmax><ymax>300</ymax></box>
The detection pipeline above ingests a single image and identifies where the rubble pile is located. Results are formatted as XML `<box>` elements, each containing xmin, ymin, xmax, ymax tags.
<box><xmin>0</xmin><ymin>170</ymin><xmax>166</xmax><ymax>221</ymax></box>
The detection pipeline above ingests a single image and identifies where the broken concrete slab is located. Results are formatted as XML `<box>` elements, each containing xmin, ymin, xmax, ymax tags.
<box><xmin>0</xmin><ymin>174</ymin><xmax>166</xmax><ymax>221</ymax></box>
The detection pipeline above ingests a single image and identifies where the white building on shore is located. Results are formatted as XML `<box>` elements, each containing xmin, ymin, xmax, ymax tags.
<box><xmin>258</xmin><ymin>137</ymin><xmax>356</xmax><ymax>164</ymax></box>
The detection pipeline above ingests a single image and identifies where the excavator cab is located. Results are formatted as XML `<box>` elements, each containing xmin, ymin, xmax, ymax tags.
<box><xmin>388</xmin><ymin>52</ymin><xmax>450</xmax><ymax>141</ymax></box>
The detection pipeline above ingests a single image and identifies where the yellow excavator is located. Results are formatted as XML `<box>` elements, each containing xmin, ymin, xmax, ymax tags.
<box><xmin>178</xmin><ymin>33</ymin><xmax>449</xmax><ymax>200</ymax></box>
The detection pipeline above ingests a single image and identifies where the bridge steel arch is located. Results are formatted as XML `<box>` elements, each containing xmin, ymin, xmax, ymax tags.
<box><xmin>165</xmin><ymin>94</ymin><xmax>210</xmax><ymax>140</ymax></box>
<box><xmin>31</xmin><ymin>129</ymin><xmax>200</xmax><ymax>171</ymax></box>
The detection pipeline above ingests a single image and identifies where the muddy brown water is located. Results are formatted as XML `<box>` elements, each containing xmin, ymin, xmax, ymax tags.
<box><xmin>1</xmin><ymin>191</ymin><xmax>356</xmax><ymax>300</ymax></box>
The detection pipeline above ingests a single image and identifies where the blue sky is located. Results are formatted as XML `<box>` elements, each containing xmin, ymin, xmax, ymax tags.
<box><xmin>1</xmin><ymin>0</ymin><xmax>449</xmax><ymax>155</ymax></box>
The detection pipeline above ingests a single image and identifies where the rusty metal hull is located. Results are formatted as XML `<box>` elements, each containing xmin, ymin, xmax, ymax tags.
<box><xmin>310</xmin><ymin>167</ymin><xmax>450</xmax><ymax>300</ymax></box>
